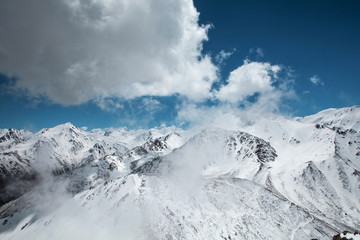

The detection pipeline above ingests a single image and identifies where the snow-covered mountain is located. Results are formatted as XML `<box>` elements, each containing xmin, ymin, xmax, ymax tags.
<box><xmin>0</xmin><ymin>124</ymin><xmax>185</xmax><ymax>205</ymax></box>
<box><xmin>0</xmin><ymin>106</ymin><xmax>359</xmax><ymax>239</ymax></box>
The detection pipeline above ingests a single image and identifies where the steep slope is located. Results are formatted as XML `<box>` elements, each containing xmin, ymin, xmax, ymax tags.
<box><xmin>239</xmin><ymin>107</ymin><xmax>360</xmax><ymax>230</ymax></box>
<box><xmin>297</xmin><ymin>105</ymin><xmax>360</xmax><ymax>130</ymax></box>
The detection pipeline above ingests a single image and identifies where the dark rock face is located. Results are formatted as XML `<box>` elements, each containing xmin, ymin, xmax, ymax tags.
<box><xmin>90</xmin><ymin>143</ymin><xmax>105</xmax><ymax>154</ymax></box>
<box><xmin>143</xmin><ymin>137</ymin><xmax>168</xmax><ymax>152</ymax></box>
<box><xmin>0</xmin><ymin>129</ymin><xmax>22</xmax><ymax>144</ymax></box>
<box><xmin>0</xmin><ymin>173</ymin><xmax>38</xmax><ymax>208</ymax></box>
<box><xmin>332</xmin><ymin>231</ymin><xmax>360</xmax><ymax>240</ymax></box>
<box><xmin>254</xmin><ymin>140</ymin><xmax>277</xmax><ymax>163</ymax></box>
<box><xmin>132</xmin><ymin>157</ymin><xmax>163</xmax><ymax>175</ymax></box>
<box><xmin>232</xmin><ymin>132</ymin><xmax>277</xmax><ymax>163</ymax></box>
<box><xmin>108</xmin><ymin>162</ymin><xmax>117</xmax><ymax>171</ymax></box>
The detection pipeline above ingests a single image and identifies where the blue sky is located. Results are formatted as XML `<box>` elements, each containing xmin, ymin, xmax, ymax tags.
<box><xmin>196</xmin><ymin>0</ymin><xmax>360</xmax><ymax>109</ymax></box>
<box><xmin>0</xmin><ymin>0</ymin><xmax>359</xmax><ymax>131</ymax></box>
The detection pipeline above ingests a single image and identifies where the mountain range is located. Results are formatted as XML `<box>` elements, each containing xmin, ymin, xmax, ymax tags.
<box><xmin>0</xmin><ymin>106</ymin><xmax>359</xmax><ymax>239</ymax></box>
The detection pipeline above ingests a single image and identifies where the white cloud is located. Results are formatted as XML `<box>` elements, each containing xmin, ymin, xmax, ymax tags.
<box><xmin>309</xmin><ymin>75</ymin><xmax>324</xmax><ymax>86</ymax></box>
<box><xmin>80</xmin><ymin>126</ymin><xmax>88</xmax><ymax>131</ymax></box>
<box><xmin>0</xmin><ymin>0</ymin><xmax>217</xmax><ymax>105</ymax></box>
<box><xmin>176</xmin><ymin>100</ymin><xmax>292</xmax><ymax>131</ymax></box>
<box><xmin>216</xmin><ymin>61</ymin><xmax>281</xmax><ymax>103</ymax></box>
<box><xmin>142</xmin><ymin>97</ymin><xmax>163</xmax><ymax>112</ymax></box>
<box><xmin>177</xmin><ymin>60</ymin><xmax>296</xmax><ymax>129</ymax></box>
<box><xmin>95</xmin><ymin>98</ymin><xmax>123</xmax><ymax>112</ymax></box>
<box><xmin>177</xmin><ymin>103</ymin><xmax>233</xmax><ymax>129</ymax></box>
<box><xmin>249</xmin><ymin>47</ymin><xmax>264</xmax><ymax>58</ymax></box>
<box><xmin>215</xmin><ymin>49</ymin><xmax>236</xmax><ymax>65</ymax></box>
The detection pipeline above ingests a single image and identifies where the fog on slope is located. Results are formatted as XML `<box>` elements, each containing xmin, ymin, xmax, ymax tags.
<box><xmin>1</xmin><ymin>106</ymin><xmax>360</xmax><ymax>239</ymax></box>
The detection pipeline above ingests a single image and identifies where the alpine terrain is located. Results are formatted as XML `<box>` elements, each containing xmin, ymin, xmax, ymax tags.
<box><xmin>0</xmin><ymin>106</ymin><xmax>359</xmax><ymax>239</ymax></box>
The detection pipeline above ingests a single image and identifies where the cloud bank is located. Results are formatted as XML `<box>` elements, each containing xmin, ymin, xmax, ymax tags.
<box><xmin>0</xmin><ymin>0</ymin><xmax>296</xmax><ymax>121</ymax></box>
<box><xmin>0</xmin><ymin>0</ymin><xmax>217</xmax><ymax>105</ymax></box>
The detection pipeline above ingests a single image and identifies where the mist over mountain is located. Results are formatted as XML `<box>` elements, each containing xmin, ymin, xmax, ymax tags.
<box><xmin>0</xmin><ymin>106</ymin><xmax>360</xmax><ymax>239</ymax></box>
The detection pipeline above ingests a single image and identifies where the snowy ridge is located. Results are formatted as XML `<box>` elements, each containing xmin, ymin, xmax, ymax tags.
<box><xmin>0</xmin><ymin>107</ymin><xmax>360</xmax><ymax>239</ymax></box>
<box><xmin>297</xmin><ymin>105</ymin><xmax>360</xmax><ymax>130</ymax></box>
<box><xmin>133</xmin><ymin>128</ymin><xmax>277</xmax><ymax>182</ymax></box>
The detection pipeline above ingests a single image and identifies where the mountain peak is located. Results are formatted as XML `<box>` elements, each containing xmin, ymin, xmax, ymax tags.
<box><xmin>59</xmin><ymin>122</ymin><xmax>76</xmax><ymax>129</ymax></box>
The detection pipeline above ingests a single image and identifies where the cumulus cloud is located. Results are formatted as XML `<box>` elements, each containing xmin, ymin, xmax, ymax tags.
<box><xmin>0</xmin><ymin>0</ymin><xmax>217</xmax><ymax>105</ymax></box>
<box><xmin>216</xmin><ymin>61</ymin><xmax>281</xmax><ymax>103</ymax></box>
<box><xmin>177</xmin><ymin>60</ymin><xmax>295</xmax><ymax>128</ymax></box>
<box><xmin>309</xmin><ymin>75</ymin><xmax>324</xmax><ymax>86</ymax></box>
